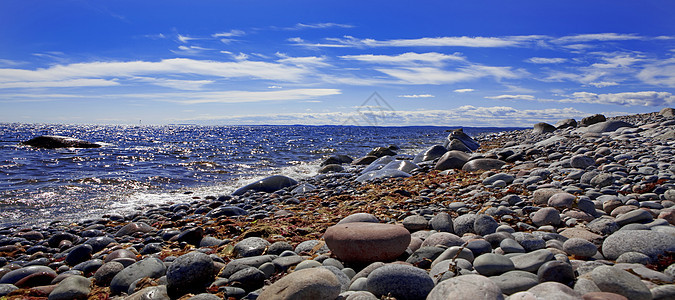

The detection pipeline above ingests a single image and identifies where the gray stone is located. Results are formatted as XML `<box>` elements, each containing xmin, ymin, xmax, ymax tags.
<box><xmin>533</xmin><ymin>122</ymin><xmax>556</xmax><ymax>134</ymax></box>
<box><xmin>548</xmin><ymin>193</ymin><xmax>576</xmax><ymax>209</ymax></box>
<box><xmin>427</xmin><ymin>274</ymin><xmax>504</xmax><ymax>300</ymax></box>
<box><xmin>234</xmin><ymin>237</ymin><xmax>271</xmax><ymax>258</ymax></box>
<box><xmin>580</xmin><ymin>114</ymin><xmax>606</xmax><ymax>127</ymax></box>
<box><xmin>258</xmin><ymin>268</ymin><xmax>341</xmax><ymax>300</ymax></box>
<box><xmin>0</xmin><ymin>284</ymin><xmax>18</xmax><ymax>297</ymax></box>
<box><xmin>0</xmin><ymin>265</ymin><xmax>57</xmax><ymax>285</ymax></box>
<box><xmin>489</xmin><ymin>270</ymin><xmax>538</xmax><ymax>295</ymax></box>
<box><xmin>473</xmin><ymin>214</ymin><xmax>499</xmax><ymax>236</ymax></box>
<box><xmin>447</xmin><ymin>138</ymin><xmax>473</xmax><ymax>152</ymax></box>
<box><xmin>659</xmin><ymin>107</ymin><xmax>675</xmax><ymax>117</ymax></box>
<box><xmin>220</xmin><ymin>255</ymin><xmax>276</xmax><ymax>278</ymax></box>
<box><xmin>188</xmin><ymin>293</ymin><xmax>222</xmax><ymax>300</ymax></box>
<box><xmin>446</xmin><ymin>128</ymin><xmax>480</xmax><ymax>151</ymax></box>
<box><xmin>402</xmin><ymin>215</ymin><xmax>428</xmax><ymax>232</ymax></box>
<box><xmin>590</xmin><ymin>173</ymin><xmax>615</xmax><ymax>188</ymax></box>
<box><xmin>602</xmin><ymin>229</ymin><xmax>675</xmax><ymax>260</ymax></box>
<box><xmin>500</xmin><ymin>238</ymin><xmax>526</xmax><ymax>254</ymax></box>
<box><xmin>512</xmin><ymin>232</ymin><xmax>546</xmax><ymax>252</ymax></box>
<box><xmin>522</xmin><ymin>282</ymin><xmax>583</xmax><ymax>300</ymax></box>
<box><xmin>295</xmin><ymin>240</ymin><xmax>329</xmax><ymax>254</ymax></box>
<box><xmin>570</xmin><ymin>155</ymin><xmax>595</xmax><ymax>169</ymax></box>
<box><xmin>430</xmin><ymin>212</ymin><xmax>454</xmax><ymax>233</ymax></box>
<box><xmin>232</xmin><ymin>175</ymin><xmax>298</xmax><ymax>195</ymax></box>
<box><xmin>109</xmin><ymin>258</ymin><xmax>166</xmax><ymax>295</ymax></box>
<box><xmin>615</xmin><ymin>209</ymin><xmax>654</xmax><ymax>226</ymax></box>
<box><xmin>510</xmin><ymin>249</ymin><xmax>554</xmax><ymax>273</ymax></box>
<box><xmin>166</xmin><ymin>251</ymin><xmax>217</xmax><ymax>297</ymax></box>
<box><xmin>48</xmin><ymin>275</ymin><xmax>91</xmax><ymax>300</ymax></box>
<box><xmin>589</xmin><ymin>265</ymin><xmax>652</xmax><ymax>300</ymax></box>
<box><xmin>555</xmin><ymin>118</ymin><xmax>577</xmax><ymax>129</ymax></box>
<box><xmin>431</xmin><ymin>246</ymin><xmax>475</xmax><ymax>269</ymax></box>
<box><xmin>462</xmin><ymin>159</ymin><xmax>506</xmax><ymax>172</ymax></box>
<box><xmin>366</xmin><ymin>264</ymin><xmax>434</xmax><ymax>300</ymax></box>
<box><xmin>537</xmin><ymin>260</ymin><xmax>575</xmax><ymax>285</ymax></box>
<box><xmin>416</xmin><ymin>145</ymin><xmax>447</xmax><ymax>162</ymax></box>
<box><xmin>124</xmin><ymin>285</ymin><xmax>168</xmax><ymax>300</ymax></box>
<box><xmin>483</xmin><ymin>173</ymin><xmax>515</xmax><ymax>186</ymax></box>
<box><xmin>435</xmin><ymin>151</ymin><xmax>470</xmax><ymax>170</ymax></box>
<box><xmin>616</xmin><ymin>252</ymin><xmax>650</xmax><ymax>265</ymax></box>
<box><xmin>532</xmin><ymin>207</ymin><xmax>561</xmax><ymax>227</ymax></box>
<box><xmin>93</xmin><ymin>261</ymin><xmax>125</xmax><ymax>286</ymax></box>
<box><xmin>652</xmin><ymin>284</ymin><xmax>675</xmax><ymax>300</ymax></box>
<box><xmin>338</xmin><ymin>213</ymin><xmax>379</xmax><ymax>224</ymax></box>
<box><xmin>586</xmin><ymin>120</ymin><xmax>634</xmax><ymax>133</ymax></box>
<box><xmin>453</xmin><ymin>213</ymin><xmax>476</xmax><ymax>236</ymax></box>
<box><xmin>229</xmin><ymin>267</ymin><xmax>266</xmax><ymax>291</ymax></box>
<box><xmin>532</xmin><ymin>188</ymin><xmax>564</xmax><ymax>205</ymax></box>
<box><xmin>562</xmin><ymin>238</ymin><xmax>597</xmax><ymax>258</ymax></box>
<box><xmin>321</xmin><ymin>266</ymin><xmax>351</xmax><ymax>292</ymax></box>
<box><xmin>473</xmin><ymin>253</ymin><xmax>515</xmax><ymax>276</ymax></box>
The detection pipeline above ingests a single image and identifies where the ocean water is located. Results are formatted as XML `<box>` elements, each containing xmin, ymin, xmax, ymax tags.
<box><xmin>0</xmin><ymin>123</ymin><xmax>514</xmax><ymax>227</ymax></box>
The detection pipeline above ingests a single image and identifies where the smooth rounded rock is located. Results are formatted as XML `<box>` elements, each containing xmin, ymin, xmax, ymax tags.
<box><xmin>474</xmin><ymin>214</ymin><xmax>499</xmax><ymax>236</ymax></box>
<box><xmin>110</xmin><ymin>258</ymin><xmax>166</xmax><ymax>295</ymax></box>
<box><xmin>232</xmin><ymin>175</ymin><xmax>298</xmax><ymax>195</ymax></box>
<box><xmin>489</xmin><ymin>270</ymin><xmax>538</xmax><ymax>295</ymax></box>
<box><xmin>430</xmin><ymin>212</ymin><xmax>453</xmax><ymax>233</ymax></box>
<box><xmin>420</xmin><ymin>232</ymin><xmax>464</xmax><ymax>248</ymax></box>
<box><xmin>324</xmin><ymin>222</ymin><xmax>410</xmax><ymax>263</ymax></box>
<box><xmin>532</xmin><ymin>207</ymin><xmax>561</xmax><ymax>227</ymax></box>
<box><xmin>257</xmin><ymin>267</ymin><xmax>341</xmax><ymax>300</ymax></box>
<box><xmin>462</xmin><ymin>159</ymin><xmax>506</xmax><ymax>172</ymax></box>
<box><xmin>234</xmin><ymin>237</ymin><xmax>271</xmax><ymax>258</ymax></box>
<box><xmin>402</xmin><ymin>215</ymin><xmax>428</xmax><ymax>232</ymax></box>
<box><xmin>523</xmin><ymin>282</ymin><xmax>582</xmax><ymax>300</ymax></box>
<box><xmin>563</xmin><ymin>238</ymin><xmax>597</xmax><ymax>258</ymax></box>
<box><xmin>473</xmin><ymin>253</ymin><xmax>515</xmax><ymax>276</ymax></box>
<box><xmin>548</xmin><ymin>193</ymin><xmax>576</xmax><ymax>209</ymax></box>
<box><xmin>602</xmin><ymin>229</ymin><xmax>675</xmax><ymax>260</ymax></box>
<box><xmin>166</xmin><ymin>251</ymin><xmax>217</xmax><ymax>297</ymax></box>
<box><xmin>337</xmin><ymin>213</ymin><xmax>379</xmax><ymax>224</ymax></box>
<box><xmin>48</xmin><ymin>275</ymin><xmax>91</xmax><ymax>300</ymax></box>
<box><xmin>366</xmin><ymin>264</ymin><xmax>434</xmax><ymax>300</ymax></box>
<box><xmin>0</xmin><ymin>266</ymin><xmax>57</xmax><ymax>285</ymax></box>
<box><xmin>427</xmin><ymin>274</ymin><xmax>504</xmax><ymax>300</ymax></box>
<box><xmin>589</xmin><ymin>265</ymin><xmax>652</xmax><ymax>300</ymax></box>
<box><xmin>537</xmin><ymin>260</ymin><xmax>575</xmax><ymax>285</ymax></box>
<box><xmin>510</xmin><ymin>249</ymin><xmax>555</xmax><ymax>273</ymax></box>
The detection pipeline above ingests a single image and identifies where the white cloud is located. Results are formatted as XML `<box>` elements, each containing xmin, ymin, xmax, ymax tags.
<box><xmin>158</xmin><ymin>88</ymin><xmax>341</xmax><ymax>104</ymax></box>
<box><xmin>267</xmin><ymin>85</ymin><xmax>282</xmax><ymax>89</ymax></box>
<box><xmin>554</xmin><ymin>33</ymin><xmax>643</xmax><ymax>44</ymax></box>
<box><xmin>132</xmin><ymin>77</ymin><xmax>213</xmax><ymax>90</ymax></box>
<box><xmin>588</xmin><ymin>81</ymin><xmax>619</xmax><ymax>88</ymax></box>
<box><xmin>291</xmin><ymin>35</ymin><xmax>544</xmax><ymax>48</ymax></box>
<box><xmin>375</xmin><ymin>65</ymin><xmax>522</xmax><ymax>85</ymax></box>
<box><xmin>398</xmin><ymin>94</ymin><xmax>435</xmax><ymax>98</ymax></box>
<box><xmin>454</xmin><ymin>88</ymin><xmax>474</xmax><ymax>93</ymax></box>
<box><xmin>177</xmin><ymin>34</ymin><xmax>198</xmax><ymax>43</ymax></box>
<box><xmin>637</xmin><ymin>59</ymin><xmax>675</xmax><ymax>87</ymax></box>
<box><xmin>562</xmin><ymin>91</ymin><xmax>675</xmax><ymax>106</ymax></box>
<box><xmin>340</xmin><ymin>52</ymin><xmax>464</xmax><ymax>65</ymax></box>
<box><xmin>526</xmin><ymin>57</ymin><xmax>567</xmax><ymax>64</ymax></box>
<box><xmin>294</xmin><ymin>23</ymin><xmax>354</xmax><ymax>29</ymax></box>
<box><xmin>0</xmin><ymin>79</ymin><xmax>119</xmax><ymax>89</ymax></box>
<box><xmin>485</xmin><ymin>94</ymin><xmax>535</xmax><ymax>101</ymax></box>
<box><xmin>0</xmin><ymin>58</ymin><xmax>311</xmax><ymax>86</ymax></box>
<box><xmin>277</xmin><ymin>55</ymin><xmax>330</xmax><ymax>67</ymax></box>
<box><xmin>212</xmin><ymin>30</ymin><xmax>245</xmax><ymax>38</ymax></box>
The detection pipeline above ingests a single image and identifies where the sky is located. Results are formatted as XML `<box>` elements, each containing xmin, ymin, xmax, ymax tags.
<box><xmin>1</xmin><ymin>0</ymin><xmax>674</xmax><ymax>126</ymax></box>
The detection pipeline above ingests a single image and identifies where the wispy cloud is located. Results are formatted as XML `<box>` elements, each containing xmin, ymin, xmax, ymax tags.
<box><xmin>212</xmin><ymin>30</ymin><xmax>246</xmax><ymax>38</ymax></box>
<box><xmin>291</xmin><ymin>35</ymin><xmax>545</xmax><ymax>48</ymax></box>
<box><xmin>398</xmin><ymin>94</ymin><xmax>435</xmax><ymax>98</ymax></box>
<box><xmin>294</xmin><ymin>23</ymin><xmax>354</xmax><ymax>29</ymax></box>
<box><xmin>561</xmin><ymin>91</ymin><xmax>675</xmax><ymax>106</ymax></box>
<box><xmin>132</xmin><ymin>77</ymin><xmax>213</xmax><ymax>90</ymax></box>
<box><xmin>637</xmin><ymin>58</ymin><xmax>675</xmax><ymax>87</ymax></box>
<box><xmin>157</xmin><ymin>88</ymin><xmax>341</xmax><ymax>104</ymax></box>
<box><xmin>375</xmin><ymin>64</ymin><xmax>524</xmax><ymax>85</ymax></box>
<box><xmin>485</xmin><ymin>94</ymin><xmax>536</xmax><ymax>100</ymax></box>
<box><xmin>454</xmin><ymin>88</ymin><xmax>474</xmax><ymax>93</ymax></box>
<box><xmin>526</xmin><ymin>57</ymin><xmax>567</xmax><ymax>64</ymax></box>
<box><xmin>340</xmin><ymin>52</ymin><xmax>464</xmax><ymax>65</ymax></box>
<box><xmin>553</xmin><ymin>33</ymin><xmax>644</xmax><ymax>44</ymax></box>
<box><xmin>0</xmin><ymin>79</ymin><xmax>119</xmax><ymax>89</ymax></box>
<box><xmin>0</xmin><ymin>58</ymin><xmax>311</xmax><ymax>87</ymax></box>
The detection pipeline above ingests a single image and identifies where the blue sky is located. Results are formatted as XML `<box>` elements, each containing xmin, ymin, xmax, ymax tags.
<box><xmin>1</xmin><ymin>0</ymin><xmax>674</xmax><ymax>126</ymax></box>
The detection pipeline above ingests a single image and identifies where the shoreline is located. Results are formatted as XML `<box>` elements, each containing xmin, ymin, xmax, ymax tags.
<box><xmin>0</xmin><ymin>109</ymin><xmax>674</xmax><ymax>299</ymax></box>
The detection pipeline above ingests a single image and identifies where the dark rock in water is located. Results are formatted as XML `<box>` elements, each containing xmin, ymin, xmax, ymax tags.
<box><xmin>22</xmin><ymin>135</ymin><xmax>101</xmax><ymax>149</ymax></box>
<box><xmin>555</xmin><ymin>118</ymin><xmax>577</xmax><ymax>129</ymax></box>
<box><xmin>368</xmin><ymin>147</ymin><xmax>397</xmax><ymax>158</ymax></box>
<box><xmin>355</xmin><ymin>169</ymin><xmax>411</xmax><ymax>183</ymax></box>
<box><xmin>659</xmin><ymin>107</ymin><xmax>675</xmax><ymax>117</ymax></box>
<box><xmin>352</xmin><ymin>155</ymin><xmax>379</xmax><ymax>165</ymax></box>
<box><xmin>321</xmin><ymin>155</ymin><xmax>353</xmax><ymax>166</ymax></box>
<box><xmin>586</xmin><ymin>120</ymin><xmax>634</xmax><ymax>133</ymax></box>
<box><xmin>446</xmin><ymin>128</ymin><xmax>479</xmax><ymax>151</ymax></box>
<box><xmin>0</xmin><ymin>266</ymin><xmax>57</xmax><ymax>285</ymax></box>
<box><xmin>435</xmin><ymin>150</ymin><xmax>470</xmax><ymax>171</ymax></box>
<box><xmin>533</xmin><ymin>122</ymin><xmax>556</xmax><ymax>134</ymax></box>
<box><xmin>232</xmin><ymin>175</ymin><xmax>298</xmax><ymax>195</ymax></box>
<box><xmin>318</xmin><ymin>164</ymin><xmax>345</xmax><ymax>174</ymax></box>
<box><xmin>580</xmin><ymin>114</ymin><xmax>606</xmax><ymax>127</ymax></box>
<box><xmin>462</xmin><ymin>159</ymin><xmax>506</xmax><ymax>172</ymax></box>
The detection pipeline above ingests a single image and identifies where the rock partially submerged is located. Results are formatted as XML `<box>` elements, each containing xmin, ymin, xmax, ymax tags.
<box><xmin>232</xmin><ymin>175</ymin><xmax>298</xmax><ymax>195</ymax></box>
<box><xmin>22</xmin><ymin>135</ymin><xmax>101</xmax><ymax>149</ymax></box>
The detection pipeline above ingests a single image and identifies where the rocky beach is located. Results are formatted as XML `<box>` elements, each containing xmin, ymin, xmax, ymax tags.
<box><xmin>1</xmin><ymin>109</ymin><xmax>675</xmax><ymax>300</ymax></box>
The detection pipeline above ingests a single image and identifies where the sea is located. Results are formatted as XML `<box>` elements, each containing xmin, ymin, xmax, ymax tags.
<box><xmin>0</xmin><ymin>123</ymin><xmax>519</xmax><ymax>227</ymax></box>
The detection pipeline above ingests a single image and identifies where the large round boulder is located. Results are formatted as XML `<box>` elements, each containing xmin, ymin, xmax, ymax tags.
<box><xmin>462</xmin><ymin>159</ymin><xmax>506</xmax><ymax>172</ymax></box>
<box><xmin>257</xmin><ymin>268</ymin><xmax>341</xmax><ymax>300</ymax></box>
<box><xmin>324</xmin><ymin>222</ymin><xmax>410</xmax><ymax>263</ymax></box>
<box><xmin>435</xmin><ymin>151</ymin><xmax>470</xmax><ymax>171</ymax></box>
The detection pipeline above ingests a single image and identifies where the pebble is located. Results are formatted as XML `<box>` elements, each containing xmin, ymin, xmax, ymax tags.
<box><xmin>532</xmin><ymin>207</ymin><xmax>561</xmax><ymax>227</ymax></box>
<box><xmin>562</xmin><ymin>238</ymin><xmax>597</xmax><ymax>258</ymax></box>
<box><xmin>602</xmin><ymin>229</ymin><xmax>675</xmax><ymax>261</ymax></box>
<box><xmin>537</xmin><ymin>260</ymin><xmax>575</xmax><ymax>285</ymax></box>
<box><xmin>234</xmin><ymin>237</ymin><xmax>271</xmax><ymax>257</ymax></box>
<box><xmin>489</xmin><ymin>270</ymin><xmax>539</xmax><ymax>295</ymax></box>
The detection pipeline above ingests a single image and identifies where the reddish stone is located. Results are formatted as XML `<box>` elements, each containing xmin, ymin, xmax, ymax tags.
<box><xmin>582</xmin><ymin>292</ymin><xmax>628</xmax><ymax>300</ymax></box>
<box><xmin>324</xmin><ymin>222</ymin><xmax>410</xmax><ymax>263</ymax></box>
